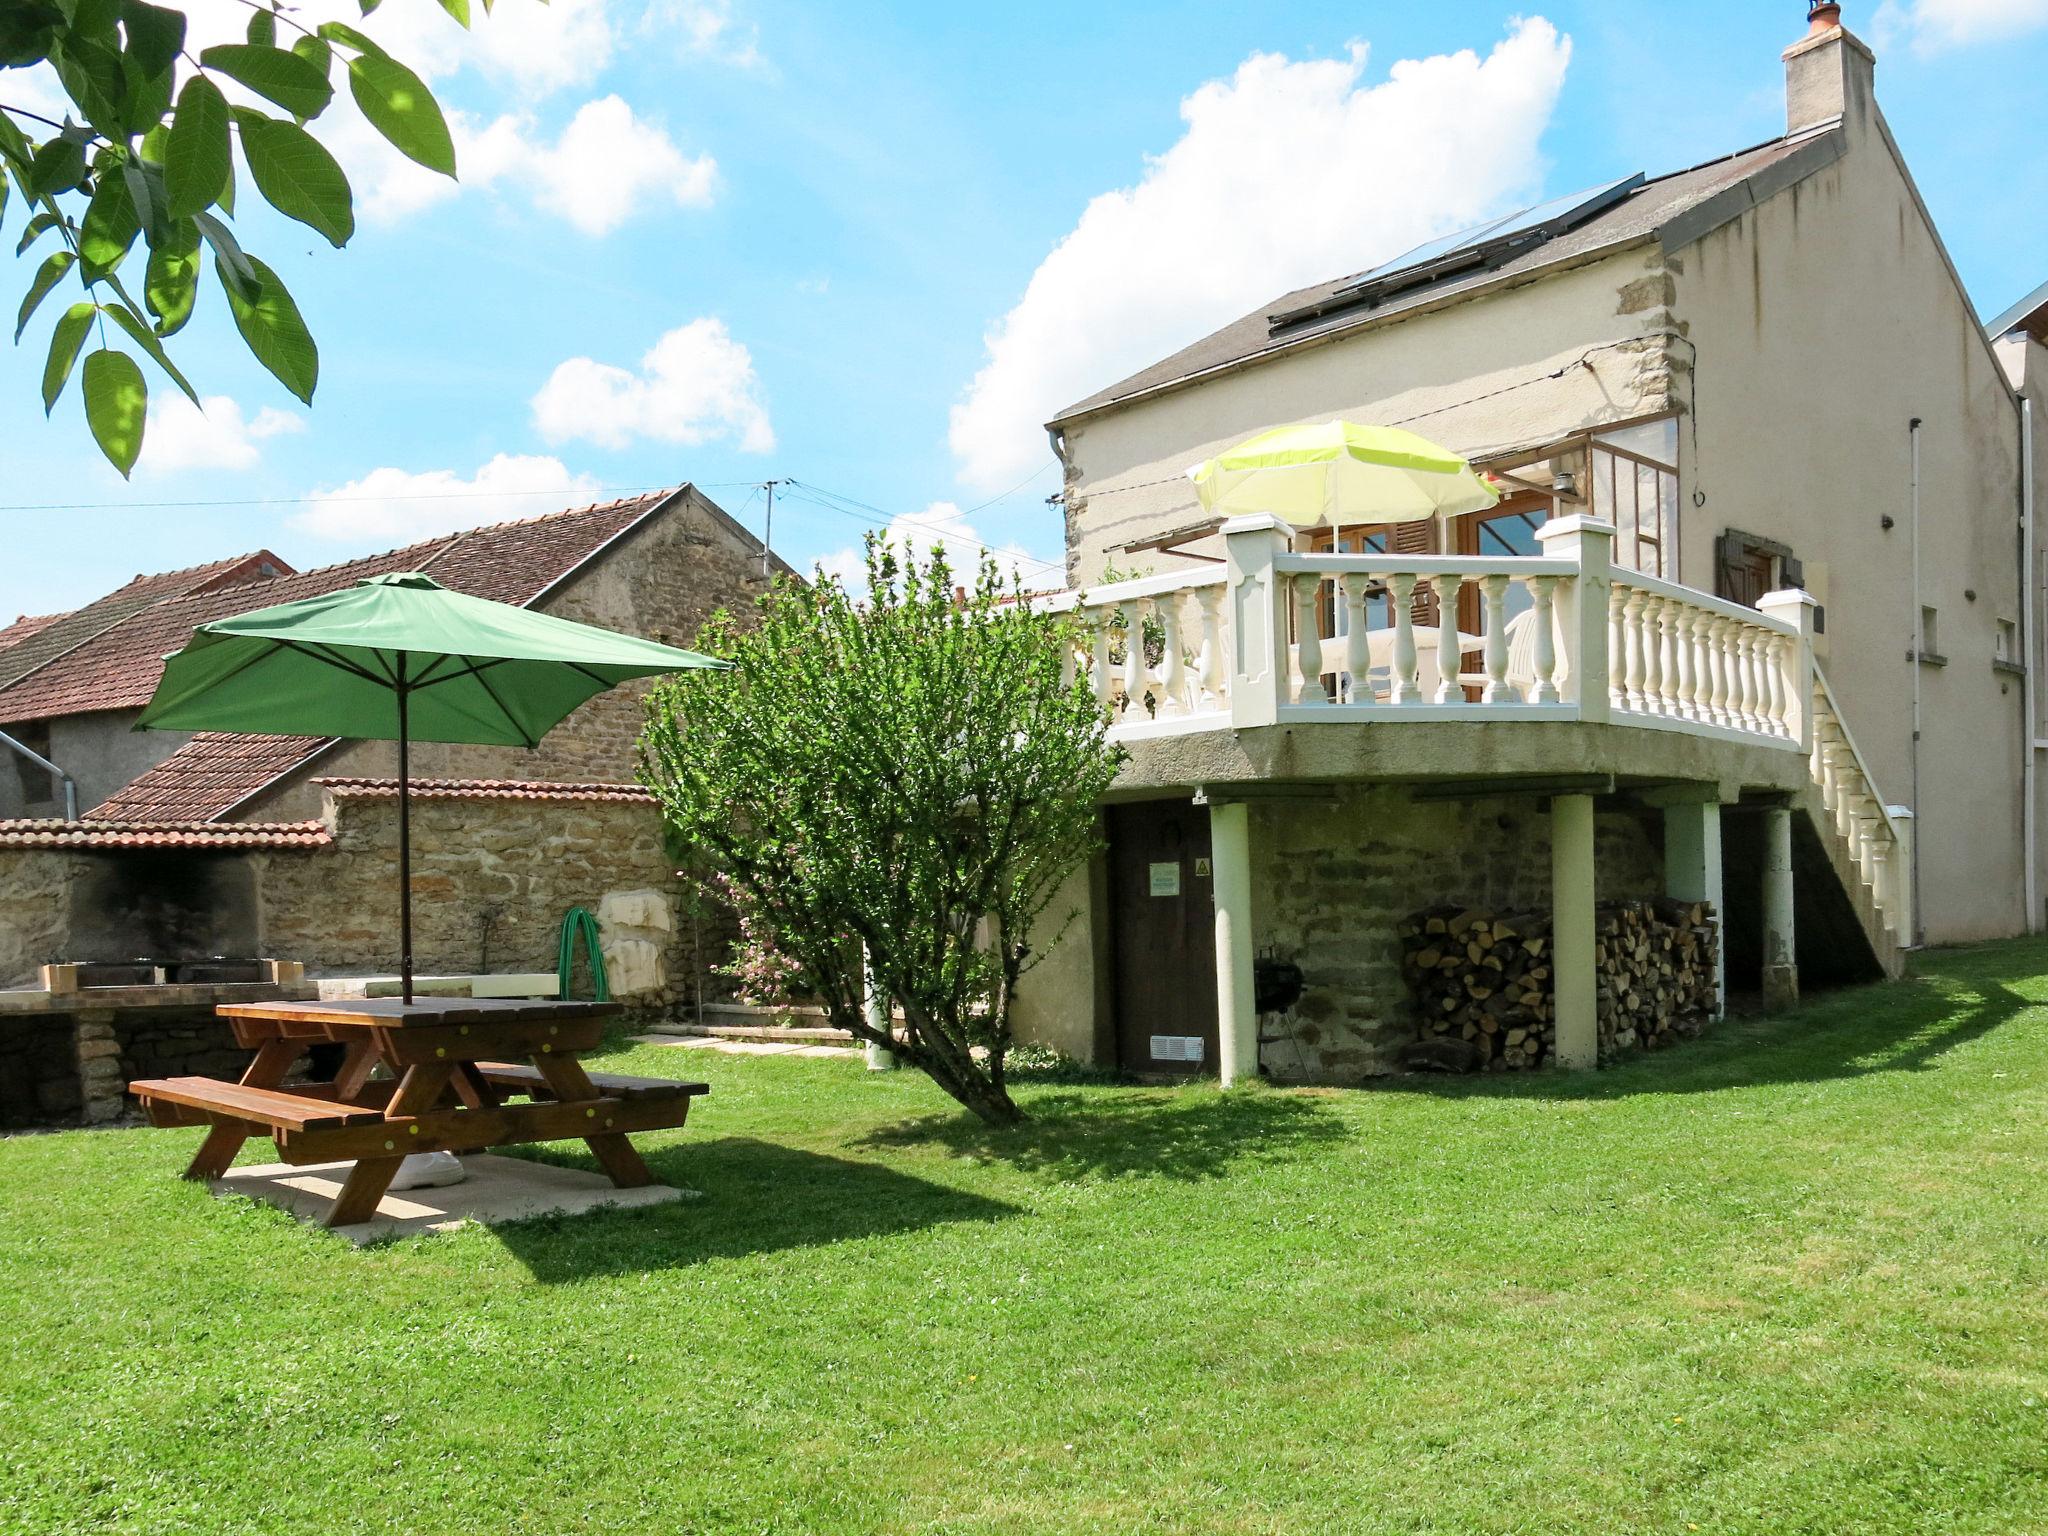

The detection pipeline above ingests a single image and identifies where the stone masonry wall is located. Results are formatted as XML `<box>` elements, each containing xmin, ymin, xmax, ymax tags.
<box><xmin>255</xmin><ymin>788</ymin><xmax>723</xmax><ymax>1004</ymax></box>
<box><xmin>238</xmin><ymin>493</ymin><xmax>777</xmax><ymax>823</ymax></box>
<box><xmin>1252</xmin><ymin>786</ymin><xmax>1663</xmax><ymax>1083</ymax></box>
<box><xmin>0</xmin><ymin>848</ymin><xmax>76</xmax><ymax>989</ymax></box>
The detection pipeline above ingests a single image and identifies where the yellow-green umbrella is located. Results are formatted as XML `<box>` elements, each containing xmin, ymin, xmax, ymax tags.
<box><xmin>1189</xmin><ymin>420</ymin><xmax>1498</xmax><ymax>527</ymax></box>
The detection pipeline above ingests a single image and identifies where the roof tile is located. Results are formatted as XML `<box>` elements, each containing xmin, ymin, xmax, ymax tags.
<box><xmin>0</xmin><ymin>492</ymin><xmax>675</xmax><ymax>727</ymax></box>
<box><xmin>0</xmin><ymin>818</ymin><xmax>331</xmax><ymax>850</ymax></box>
<box><xmin>315</xmin><ymin>777</ymin><xmax>656</xmax><ymax>804</ymax></box>
<box><xmin>87</xmin><ymin>733</ymin><xmax>331</xmax><ymax>822</ymax></box>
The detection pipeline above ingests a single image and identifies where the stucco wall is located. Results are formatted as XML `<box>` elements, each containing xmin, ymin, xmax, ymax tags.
<box><xmin>0</xmin><ymin>711</ymin><xmax>191</xmax><ymax>819</ymax></box>
<box><xmin>1013</xmin><ymin>788</ymin><xmax>1665</xmax><ymax>1080</ymax></box>
<box><xmin>1056</xmin><ymin>247</ymin><xmax>1674</xmax><ymax>587</ymax></box>
<box><xmin>1671</xmin><ymin>101</ymin><xmax>2027</xmax><ymax>941</ymax></box>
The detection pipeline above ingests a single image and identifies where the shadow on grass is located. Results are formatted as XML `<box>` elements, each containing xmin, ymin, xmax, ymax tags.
<box><xmin>493</xmin><ymin>1136</ymin><xmax>1018</xmax><ymax>1282</ymax></box>
<box><xmin>859</xmin><ymin>1085</ymin><xmax>1349</xmax><ymax>1182</ymax></box>
<box><xmin>1379</xmin><ymin>949</ymin><xmax>2040</xmax><ymax>1104</ymax></box>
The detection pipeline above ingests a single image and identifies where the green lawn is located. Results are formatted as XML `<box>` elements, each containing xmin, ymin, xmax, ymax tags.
<box><xmin>4</xmin><ymin>942</ymin><xmax>2047</xmax><ymax>1535</ymax></box>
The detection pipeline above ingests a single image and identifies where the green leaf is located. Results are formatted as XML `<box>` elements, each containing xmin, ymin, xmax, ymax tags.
<box><xmin>246</xmin><ymin>7</ymin><xmax>275</xmax><ymax>46</ymax></box>
<box><xmin>435</xmin><ymin>0</ymin><xmax>470</xmax><ymax>26</ymax></box>
<box><xmin>219</xmin><ymin>254</ymin><xmax>317</xmax><ymax>403</ymax></box>
<box><xmin>198</xmin><ymin>43</ymin><xmax>335</xmax><ymax>120</ymax></box>
<box><xmin>123</xmin><ymin>161</ymin><xmax>162</xmax><ymax>243</ymax></box>
<box><xmin>52</xmin><ymin>32</ymin><xmax>126</xmax><ymax>139</ymax></box>
<box><xmin>234</xmin><ymin>109</ymin><xmax>353</xmax><ymax>246</ymax></box>
<box><xmin>165</xmin><ymin>74</ymin><xmax>230</xmax><ymax>219</ymax></box>
<box><xmin>137</xmin><ymin>121</ymin><xmax>169</xmax><ymax>164</ymax></box>
<box><xmin>16</xmin><ymin>249</ymin><xmax>74</xmax><ymax>342</ymax></box>
<box><xmin>193</xmin><ymin>209</ymin><xmax>254</xmax><ymax>297</ymax></box>
<box><xmin>0</xmin><ymin>3</ymin><xmax>63</xmax><ymax>69</ymax></box>
<box><xmin>143</xmin><ymin>217</ymin><xmax>198</xmax><ymax>335</ymax></box>
<box><xmin>118</xmin><ymin>0</ymin><xmax>184</xmax><ymax>133</ymax></box>
<box><xmin>316</xmin><ymin>20</ymin><xmax>386</xmax><ymax>58</ymax></box>
<box><xmin>16</xmin><ymin>210</ymin><xmax>61</xmax><ymax>257</ymax></box>
<box><xmin>291</xmin><ymin>33</ymin><xmax>332</xmax><ymax>77</ymax></box>
<box><xmin>82</xmin><ymin>347</ymin><xmax>147</xmax><ymax>476</ymax></box>
<box><xmin>78</xmin><ymin>169</ymin><xmax>139</xmax><ymax>277</ymax></box>
<box><xmin>359</xmin><ymin>0</ymin><xmax>385</xmax><ymax>16</ymax></box>
<box><xmin>42</xmin><ymin>300</ymin><xmax>95</xmax><ymax>413</ymax></box>
<box><xmin>28</xmin><ymin>136</ymin><xmax>87</xmax><ymax>197</ymax></box>
<box><xmin>103</xmin><ymin>298</ymin><xmax>197</xmax><ymax>404</ymax></box>
<box><xmin>347</xmin><ymin>52</ymin><xmax>455</xmax><ymax>175</ymax></box>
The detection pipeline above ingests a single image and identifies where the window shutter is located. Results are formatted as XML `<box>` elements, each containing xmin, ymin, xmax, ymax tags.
<box><xmin>1391</xmin><ymin>517</ymin><xmax>1438</xmax><ymax>623</ymax></box>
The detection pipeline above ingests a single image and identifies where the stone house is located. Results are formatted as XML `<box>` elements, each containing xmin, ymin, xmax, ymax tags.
<box><xmin>0</xmin><ymin>486</ymin><xmax>787</xmax><ymax>1003</ymax></box>
<box><xmin>1013</xmin><ymin>6</ymin><xmax>2046</xmax><ymax>1084</ymax></box>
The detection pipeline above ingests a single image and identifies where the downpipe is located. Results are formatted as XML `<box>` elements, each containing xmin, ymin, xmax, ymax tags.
<box><xmin>1909</xmin><ymin>416</ymin><xmax>1924</xmax><ymax>949</ymax></box>
<box><xmin>2025</xmin><ymin>398</ymin><xmax>2040</xmax><ymax>931</ymax></box>
<box><xmin>0</xmin><ymin>727</ymin><xmax>78</xmax><ymax>819</ymax></box>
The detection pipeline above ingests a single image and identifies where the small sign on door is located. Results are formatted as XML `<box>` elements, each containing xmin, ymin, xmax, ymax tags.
<box><xmin>1151</xmin><ymin>1035</ymin><xmax>1205</xmax><ymax>1063</ymax></box>
<box><xmin>1148</xmin><ymin>861</ymin><xmax>1181</xmax><ymax>897</ymax></box>
<box><xmin>1194</xmin><ymin>857</ymin><xmax>1212</xmax><ymax>879</ymax></box>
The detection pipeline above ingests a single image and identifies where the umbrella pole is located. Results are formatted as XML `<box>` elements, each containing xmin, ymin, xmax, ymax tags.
<box><xmin>397</xmin><ymin>656</ymin><xmax>413</xmax><ymax>1007</ymax></box>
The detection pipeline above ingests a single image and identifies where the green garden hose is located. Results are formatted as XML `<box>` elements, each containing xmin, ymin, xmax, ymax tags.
<box><xmin>557</xmin><ymin>906</ymin><xmax>610</xmax><ymax>1001</ymax></box>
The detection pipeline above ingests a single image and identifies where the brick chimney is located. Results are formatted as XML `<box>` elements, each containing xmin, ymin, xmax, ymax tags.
<box><xmin>1783</xmin><ymin>1</ymin><xmax>1876</xmax><ymax>135</ymax></box>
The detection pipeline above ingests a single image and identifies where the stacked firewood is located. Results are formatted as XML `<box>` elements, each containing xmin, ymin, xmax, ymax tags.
<box><xmin>1399</xmin><ymin>898</ymin><xmax>1717</xmax><ymax>1070</ymax></box>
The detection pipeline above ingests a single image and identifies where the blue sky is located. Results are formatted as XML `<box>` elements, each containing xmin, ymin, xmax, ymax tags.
<box><xmin>3</xmin><ymin>0</ymin><xmax>2045</xmax><ymax>621</ymax></box>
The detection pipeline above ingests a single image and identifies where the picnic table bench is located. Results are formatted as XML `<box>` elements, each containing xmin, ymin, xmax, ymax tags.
<box><xmin>129</xmin><ymin>998</ymin><xmax>708</xmax><ymax>1228</ymax></box>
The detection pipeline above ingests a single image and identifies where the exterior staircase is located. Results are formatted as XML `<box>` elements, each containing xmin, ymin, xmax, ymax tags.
<box><xmin>1796</xmin><ymin>667</ymin><xmax>1912</xmax><ymax>979</ymax></box>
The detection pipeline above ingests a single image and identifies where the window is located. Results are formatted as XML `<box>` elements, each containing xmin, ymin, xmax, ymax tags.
<box><xmin>1996</xmin><ymin>618</ymin><xmax>2020</xmax><ymax>666</ymax></box>
<box><xmin>10</xmin><ymin>721</ymin><xmax>54</xmax><ymax>804</ymax></box>
<box><xmin>1917</xmin><ymin>605</ymin><xmax>1942</xmax><ymax>665</ymax></box>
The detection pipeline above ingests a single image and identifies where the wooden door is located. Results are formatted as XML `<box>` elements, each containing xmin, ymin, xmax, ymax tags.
<box><xmin>1108</xmin><ymin>800</ymin><xmax>1218</xmax><ymax>1076</ymax></box>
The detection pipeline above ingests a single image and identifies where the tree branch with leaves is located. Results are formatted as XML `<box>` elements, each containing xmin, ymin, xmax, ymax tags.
<box><xmin>639</xmin><ymin>540</ymin><xmax>1125</xmax><ymax>1127</ymax></box>
<box><xmin>1</xmin><ymin>0</ymin><xmax>476</xmax><ymax>474</ymax></box>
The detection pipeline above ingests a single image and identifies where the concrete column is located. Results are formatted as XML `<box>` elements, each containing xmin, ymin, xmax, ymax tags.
<box><xmin>1886</xmin><ymin>805</ymin><xmax>1916</xmax><ymax>947</ymax></box>
<box><xmin>1761</xmin><ymin>805</ymin><xmax>1799</xmax><ymax>1011</ymax></box>
<box><xmin>1551</xmin><ymin>793</ymin><xmax>1598</xmax><ymax>1069</ymax></box>
<box><xmin>1660</xmin><ymin>791</ymin><xmax>1726</xmax><ymax>1019</ymax></box>
<box><xmin>1533</xmin><ymin>515</ymin><xmax>1616</xmax><ymax>723</ymax></box>
<box><xmin>862</xmin><ymin>945</ymin><xmax>897</xmax><ymax>1071</ymax></box>
<box><xmin>1220</xmin><ymin>515</ymin><xmax>1294</xmax><ymax>730</ymax></box>
<box><xmin>1210</xmin><ymin>799</ymin><xmax>1258</xmax><ymax>1087</ymax></box>
<box><xmin>1755</xmin><ymin>589</ymin><xmax>1818</xmax><ymax>750</ymax></box>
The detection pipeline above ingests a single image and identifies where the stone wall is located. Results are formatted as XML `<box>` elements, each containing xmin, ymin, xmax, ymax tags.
<box><xmin>255</xmin><ymin>785</ymin><xmax>734</xmax><ymax>1007</ymax></box>
<box><xmin>1251</xmin><ymin>786</ymin><xmax>1664</xmax><ymax>1083</ymax></box>
<box><xmin>0</xmin><ymin>848</ymin><xmax>75</xmax><ymax>988</ymax></box>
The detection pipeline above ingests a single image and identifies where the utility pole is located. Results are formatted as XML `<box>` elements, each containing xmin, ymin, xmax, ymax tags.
<box><xmin>760</xmin><ymin>479</ymin><xmax>781</xmax><ymax>577</ymax></box>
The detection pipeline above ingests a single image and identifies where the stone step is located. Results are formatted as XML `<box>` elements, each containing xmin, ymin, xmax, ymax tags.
<box><xmin>644</xmin><ymin>1020</ymin><xmax>858</xmax><ymax>1045</ymax></box>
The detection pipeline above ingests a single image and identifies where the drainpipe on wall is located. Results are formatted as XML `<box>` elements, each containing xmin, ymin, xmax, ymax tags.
<box><xmin>2024</xmin><ymin>398</ymin><xmax>2040</xmax><ymax>932</ymax></box>
<box><xmin>0</xmin><ymin>728</ymin><xmax>78</xmax><ymax>820</ymax></box>
<box><xmin>1909</xmin><ymin>416</ymin><xmax>1924</xmax><ymax>948</ymax></box>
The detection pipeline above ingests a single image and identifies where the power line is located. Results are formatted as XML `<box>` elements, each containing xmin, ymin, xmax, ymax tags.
<box><xmin>778</xmin><ymin>477</ymin><xmax>1067</xmax><ymax>577</ymax></box>
<box><xmin>0</xmin><ymin>480</ymin><xmax>769</xmax><ymax>513</ymax></box>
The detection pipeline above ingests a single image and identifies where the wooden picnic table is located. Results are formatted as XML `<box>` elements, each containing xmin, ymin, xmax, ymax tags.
<box><xmin>129</xmin><ymin>997</ymin><xmax>708</xmax><ymax>1228</ymax></box>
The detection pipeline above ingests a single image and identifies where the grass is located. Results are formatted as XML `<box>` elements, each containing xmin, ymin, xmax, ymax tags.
<box><xmin>3</xmin><ymin>941</ymin><xmax>2047</xmax><ymax>1535</ymax></box>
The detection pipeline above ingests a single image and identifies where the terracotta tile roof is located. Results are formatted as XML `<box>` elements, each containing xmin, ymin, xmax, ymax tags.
<box><xmin>87</xmin><ymin>733</ymin><xmax>332</xmax><ymax>822</ymax></box>
<box><xmin>0</xmin><ymin>492</ymin><xmax>675</xmax><ymax>727</ymax></box>
<box><xmin>0</xmin><ymin>550</ymin><xmax>295</xmax><ymax>694</ymax></box>
<box><xmin>316</xmin><ymin>777</ymin><xmax>657</xmax><ymax>804</ymax></box>
<box><xmin>0</xmin><ymin>612</ymin><xmax>64</xmax><ymax>652</ymax></box>
<box><xmin>0</xmin><ymin>818</ymin><xmax>331</xmax><ymax>850</ymax></box>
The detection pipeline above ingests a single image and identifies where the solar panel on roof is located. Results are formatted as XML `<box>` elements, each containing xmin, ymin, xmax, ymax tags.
<box><xmin>1269</xmin><ymin>172</ymin><xmax>1647</xmax><ymax>331</ymax></box>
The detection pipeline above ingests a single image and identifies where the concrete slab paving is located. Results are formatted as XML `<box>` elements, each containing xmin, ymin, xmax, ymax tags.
<box><xmin>213</xmin><ymin>1153</ymin><xmax>690</xmax><ymax>1245</ymax></box>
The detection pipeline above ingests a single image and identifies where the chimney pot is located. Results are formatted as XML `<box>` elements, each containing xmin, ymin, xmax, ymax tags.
<box><xmin>1809</xmin><ymin>0</ymin><xmax>1843</xmax><ymax>29</ymax></box>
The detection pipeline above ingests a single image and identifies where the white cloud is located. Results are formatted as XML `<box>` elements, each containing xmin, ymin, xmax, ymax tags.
<box><xmin>178</xmin><ymin>0</ymin><xmax>614</xmax><ymax>95</ymax></box>
<box><xmin>1872</xmin><ymin>0</ymin><xmax>2048</xmax><ymax>52</ymax></box>
<box><xmin>646</xmin><ymin>0</ymin><xmax>767</xmax><ymax>69</ymax></box>
<box><xmin>815</xmin><ymin>503</ymin><xmax>1064</xmax><ymax>595</ymax></box>
<box><xmin>137</xmin><ymin>394</ymin><xmax>304</xmax><ymax>472</ymax></box>
<box><xmin>292</xmin><ymin>454</ymin><xmax>603</xmax><ymax>543</ymax></box>
<box><xmin>533</xmin><ymin>318</ymin><xmax>774</xmax><ymax>452</ymax></box>
<box><xmin>333</xmin><ymin>95</ymin><xmax>715</xmax><ymax>235</ymax></box>
<box><xmin>947</xmin><ymin>19</ymin><xmax>1575</xmax><ymax>491</ymax></box>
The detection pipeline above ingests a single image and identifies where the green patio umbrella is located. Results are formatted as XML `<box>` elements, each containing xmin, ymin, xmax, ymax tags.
<box><xmin>137</xmin><ymin>572</ymin><xmax>727</xmax><ymax>1003</ymax></box>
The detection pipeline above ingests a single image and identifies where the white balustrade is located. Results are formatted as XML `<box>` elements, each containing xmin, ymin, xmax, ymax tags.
<box><xmin>1030</xmin><ymin>536</ymin><xmax>1815</xmax><ymax>757</ymax></box>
